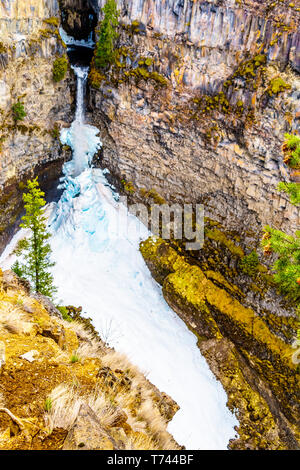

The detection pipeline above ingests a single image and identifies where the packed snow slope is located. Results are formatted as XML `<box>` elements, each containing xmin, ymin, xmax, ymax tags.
<box><xmin>0</xmin><ymin>65</ymin><xmax>238</xmax><ymax>450</ymax></box>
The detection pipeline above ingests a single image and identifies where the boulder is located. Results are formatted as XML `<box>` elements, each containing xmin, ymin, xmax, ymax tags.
<box><xmin>63</xmin><ymin>404</ymin><xmax>117</xmax><ymax>450</ymax></box>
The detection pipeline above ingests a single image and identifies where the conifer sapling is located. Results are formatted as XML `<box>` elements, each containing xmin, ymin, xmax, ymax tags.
<box><xmin>12</xmin><ymin>178</ymin><xmax>57</xmax><ymax>299</ymax></box>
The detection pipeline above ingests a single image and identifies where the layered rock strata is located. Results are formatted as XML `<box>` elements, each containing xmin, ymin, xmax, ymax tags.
<box><xmin>0</xmin><ymin>0</ymin><xmax>74</xmax><ymax>252</ymax></box>
<box><xmin>89</xmin><ymin>0</ymin><xmax>300</xmax><ymax>239</ymax></box>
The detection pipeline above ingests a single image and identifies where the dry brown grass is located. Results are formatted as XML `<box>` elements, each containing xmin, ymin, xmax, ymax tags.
<box><xmin>56</xmin><ymin>319</ymin><xmax>105</xmax><ymax>361</ymax></box>
<box><xmin>44</xmin><ymin>384</ymin><xmax>82</xmax><ymax>431</ymax></box>
<box><xmin>124</xmin><ymin>433</ymin><xmax>160</xmax><ymax>450</ymax></box>
<box><xmin>0</xmin><ymin>301</ymin><xmax>32</xmax><ymax>335</ymax></box>
<box><xmin>101</xmin><ymin>351</ymin><xmax>145</xmax><ymax>379</ymax></box>
<box><xmin>0</xmin><ymin>277</ymin><xmax>178</xmax><ymax>450</ymax></box>
<box><xmin>45</xmin><ymin>384</ymin><xmax>119</xmax><ymax>432</ymax></box>
<box><xmin>98</xmin><ymin>352</ymin><xmax>178</xmax><ymax>450</ymax></box>
<box><xmin>44</xmin><ymin>381</ymin><xmax>177</xmax><ymax>450</ymax></box>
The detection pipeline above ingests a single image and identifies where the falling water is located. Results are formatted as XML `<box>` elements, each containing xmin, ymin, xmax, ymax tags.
<box><xmin>74</xmin><ymin>66</ymin><xmax>89</xmax><ymax>123</ymax></box>
<box><xmin>0</xmin><ymin>63</ymin><xmax>238</xmax><ymax>449</ymax></box>
<box><xmin>60</xmin><ymin>66</ymin><xmax>101</xmax><ymax>178</ymax></box>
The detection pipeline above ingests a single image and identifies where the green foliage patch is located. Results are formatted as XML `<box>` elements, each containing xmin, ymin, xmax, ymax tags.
<box><xmin>53</xmin><ymin>56</ymin><xmax>68</xmax><ymax>82</ymax></box>
<box><xmin>12</xmin><ymin>101</ymin><xmax>26</xmax><ymax>122</ymax></box>
<box><xmin>12</xmin><ymin>178</ymin><xmax>57</xmax><ymax>299</ymax></box>
<box><xmin>239</xmin><ymin>251</ymin><xmax>259</xmax><ymax>276</ymax></box>
<box><xmin>94</xmin><ymin>0</ymin><xmax>119</xmax><ymax>69</ymax></box>
<box><xmin>282</xmin><ymin>133</ymin><xmax>300</xmax><ymax>168</ymax></box>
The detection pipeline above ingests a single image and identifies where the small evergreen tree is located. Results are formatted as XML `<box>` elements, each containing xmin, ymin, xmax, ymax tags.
<box><xmin>277</xmin><ymin>181</ymin><xmax>300</xmax><ymax>206</ymax></box>
<box><xmin>12</xmin><ymin>178</ymin><xmax>57</xmax><ymax>299</ymax></box>
<box><xmin>94</xmin><ymin>0</ymin><xmax>119</xmax><ymax>69</ymax></box>
<box><xmin>262</xmin><ymin>227</ymin><xmax>300</xmax><ymax>302</ymax></box>
<box><xmin>282</xmin><ymin>133</ymin><xmax>300</xmax><ymax>168</ymax></box>
<box><xmin>12</xmin><ymin>101</ymin><xmax>26</xmax><ymax>122</ymax></box>
<box><xmin>262</xmin><ymin>134</ymin><xmax>300</xmax><ymax>302</ymax></box>
<box><xmin>261</xmin><ymin>134</ymin><xmax>300</xmax><ymax>347</ymax></box>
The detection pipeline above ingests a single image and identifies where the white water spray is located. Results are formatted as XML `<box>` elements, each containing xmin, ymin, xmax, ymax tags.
<box><xmin>0</xmin><ymin>64</ymin><xmax>238</xmax><ymax>449</ymax></box>
<box><xmin>74</xmin><ymin>66</ymin><xmax>89</xmax><ymax>123</ymax></box>
<box><xmin>60</xmin><ymin>66</ymin><xmax>101</xmax><ymax>178</ymax></box>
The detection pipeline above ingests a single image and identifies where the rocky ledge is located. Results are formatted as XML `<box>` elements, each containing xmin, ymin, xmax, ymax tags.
<box><xmin>0</xmin><ymin>269</ymin><xmax>180</xmax><ymax>450</ymax></box>
<box><xmin>140</xmin><ymin>237</ymin><xmax>299</xmax><ymax>450</ymax></box>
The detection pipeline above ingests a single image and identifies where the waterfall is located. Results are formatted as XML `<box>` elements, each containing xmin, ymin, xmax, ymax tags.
<box><xmin>0</xmin><ymin>57</ymin><xmax>238</xmax><ymax>451</ymax></box>
<box><xmin>59</xmin><ymin>66</ymin><xmax>101</xmax><ymax>179</ymax></box>
<box><xmin>74</xmin><ymin>66</ymin><xmax>89</xmax><ymax>124</ymax></box>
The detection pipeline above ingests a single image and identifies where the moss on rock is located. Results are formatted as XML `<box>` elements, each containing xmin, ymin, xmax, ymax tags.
<box><xmin>140</xmin><ymin>237</ymin><xmax>299</xmax><ymax>430</ymax></box>
<box><xmin>53</xmin><ymin>56</ymin><xmax>68</xmax><ymax>83</ymax></box>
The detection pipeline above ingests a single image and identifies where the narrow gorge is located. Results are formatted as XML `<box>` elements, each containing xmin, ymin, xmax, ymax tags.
<box><xmin>0</xmin><ymin>0</ymin><xmax>299</xmax><ymax>452</ymax></box>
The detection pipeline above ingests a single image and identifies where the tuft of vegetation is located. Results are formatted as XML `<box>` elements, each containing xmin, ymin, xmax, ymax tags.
<box><xmin>51</xmin><ymin>123</ymin><xmax>60</xmax><ymax>139</ymax></box>
<box><xmin>43</xmin><ymin>17</ymin><xmax>59</xmax><ymax>28</ymax></box>
<box><xmin>282</xmin><ymin>133</ymin><xmax>300</xmax><ymax>168</ymax></box>
<box><xmin>277</xmin><ymin>182</ymin><xmax>300</xmax><ymax>206</ymax></box>
<box><xmin>12</xmin><ymin>101</ymin><xmax>26</xmax><ymax>122</ymax></box>
<box><xmin>267</xmin><ymin>77</ymin><xmax>291</xmax><ymax>96</ymax></box>
<box><xmin>53</xmin><ymin>56</ymin><xmax>68</xmax><ymax>82</ymax></box>
<box><xmin>88</xmin><ymin>68</ymin><xmax>105</xmax><ymax>89</ymax></box>
<box><xmin>44</xmin><ymin>397</ymin><xmax>52</xmax><ymax>412</ymax></box>
<box><xmin>121</xmin><ymin>179</ymin><xmax>136</xmax><ymax>194</ymax></box>
<box><xmin>0</xmin><ymin>41</ymin><xmax>7</xmax><ymax>54</ymax></box>
<box><xmin>225</xmin><ymin>54</ymin><xmax>266</xmax><ymax>85</ymax></box>
<box><xmin>56</xmin><ymin>305</ymin><xmax>73</xmax><ymax>322</ymax></box>
<box><xmin>140</xmin><ymin>188</ymin><xmax>166</xmax><ymax>205</ymax></box>
<box><xmin>70</xmin><ymin>353</ymin><xmax>79</xmax><ymax>363</ymax></box>
<box><xmin>239</xmin><ymin>251</ymin><xmax>259</xmax><ymax>276</ymax></box>
<box><xmin>262</xmin><ymin>136</ymin><xmax>300</xmax><ymax>304</ymax></box>
<box><xmin>94</xmin><ymin>0</ymin><xmax>119</xmax><ymax>69</ymax></box>
<box><xmin>12</xmin><ymin>178</ymin><xmax>57</xmax><ymax>299</ymax></box>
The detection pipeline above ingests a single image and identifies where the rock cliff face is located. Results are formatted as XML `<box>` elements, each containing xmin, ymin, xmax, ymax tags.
<box><xmin>85</xmin><ymin>4</ymin><xmax>300</xmax><ymax>448</ymax></box>
<box><xmin>0</xmin><ymin>0</ymin><xmax>74</xmax><ymax>252</ymax></box>
<box><xmin>89</xmin><ymin>0</ymin><xmax>300</xmax><ymax>239</ymax></box>
<box><xmin>140</xmin><ymin>237</ymin><xmax>300</xmax><ymax>450</ymax></box>
<box><xmin>59</xmin><ymin>0</ymin><xmax>99</xmax><ymax>39</ymax></box>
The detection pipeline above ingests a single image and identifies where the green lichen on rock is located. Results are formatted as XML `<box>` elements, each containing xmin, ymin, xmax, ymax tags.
<box><xmin>95</xmin><ymin>46</ymin><xmax>169</xmax><ymax>88</ymax></box>
<box><xmin>89</xmin><ymin>67</ymin><xmax>106</xmax><ymax>89</ymax></box>
<box><xmin>140</xmin><ymin>188</ymin><xmax>166</xmax><ymax>205</ymax></box>
<box><xmin>267</xmin><ymin>77</ymin><xmax>291</xmax><ymax>96</ymax></box>
<box><xmin>230</xmin><ymin>54</ymin><xmax>267</xmax><ymax>84</ymax></box>
<box><xmin>140</xmin><ymin>237</ymin><xmax>299</xmax><ymax>428</ymax></box>
<box><xmin>205</xmin><ymin>227</ymin><xmax>244</xmax><ymax>258</ymax></box>
<box><xmin>121</xmin><ymin>179</ymin><xmax>136</xmax><ymax>194</ymax></box>
<box><xmin>43</xmin><ymin>17</ymin><xmax>60</xmax><ymax>28</ymax></box>
<box><xmin>200</xmin><ymin>337</ymin><xmax>284</xmax><ymax>449</ymax></box>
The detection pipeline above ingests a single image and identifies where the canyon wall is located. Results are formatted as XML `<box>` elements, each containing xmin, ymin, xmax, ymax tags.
<box><xmin>59</xmin><ymin>0</ymin><xmax>99</xmax><ymax>39</ymax></box>
<box><xmin>89</xmin><ymin>0</ymin><xmax>300</xmax><ymax>241</ymax></box>
<box><xmin>0</xmin><ymin>0</ymin><xmax>74</xmax><ymax>252</ymax></box>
